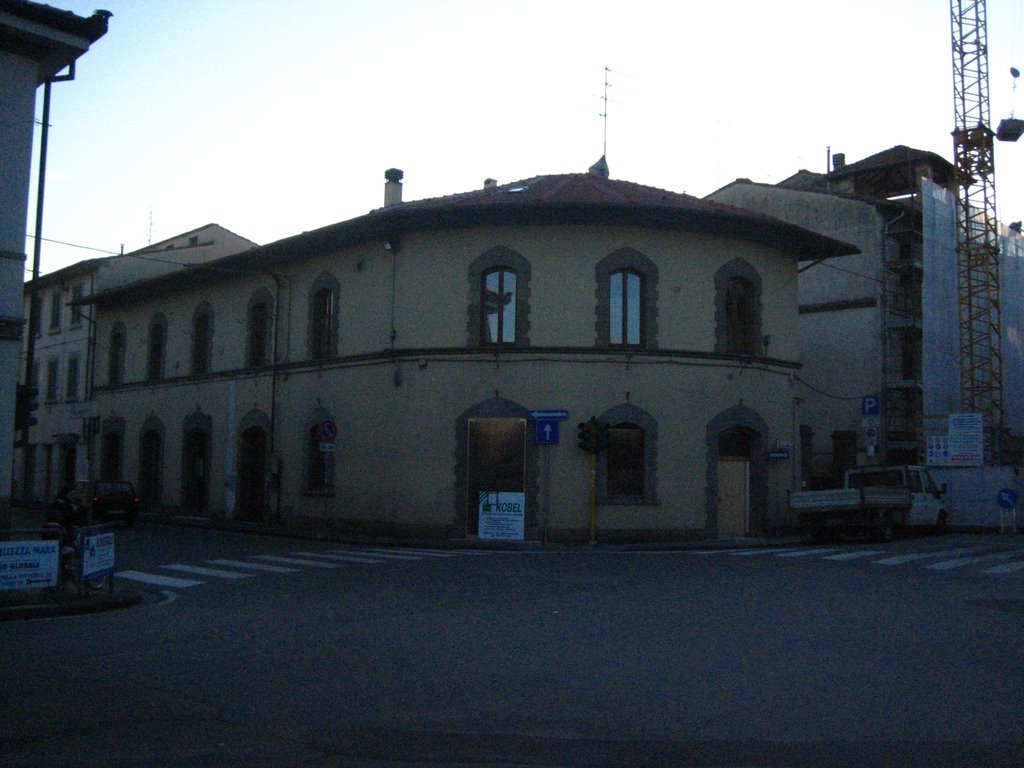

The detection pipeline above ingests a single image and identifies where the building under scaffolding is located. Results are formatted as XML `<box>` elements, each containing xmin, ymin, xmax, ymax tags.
<box><xmin>709</xmin><ymin>145</ymin><xmax>1023</xmax><ymax>493</ymax></box>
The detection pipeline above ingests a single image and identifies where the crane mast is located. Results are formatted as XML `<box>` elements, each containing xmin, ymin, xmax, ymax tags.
<box><xmin>950</xmin><ymin>0</ymin><xmax>1003</xmax><ymax>461</ymax></box>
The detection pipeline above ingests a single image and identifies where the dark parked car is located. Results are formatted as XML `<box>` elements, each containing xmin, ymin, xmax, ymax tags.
<box><xmin>69</xmin><ymin>480</ymin><xmax>141</xmax><ymax>526</ymax></box>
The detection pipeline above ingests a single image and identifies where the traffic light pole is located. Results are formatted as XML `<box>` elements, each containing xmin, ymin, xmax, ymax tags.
<box><xmin>589</xmin><ymin>451</ymin><xmax>597</xmax><ymax>545</ymax></box>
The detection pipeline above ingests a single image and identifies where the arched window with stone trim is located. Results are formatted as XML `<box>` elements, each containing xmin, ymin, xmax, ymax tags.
<box><xmin>308</xmin><ymin>273</ymin><xmax>339</xmax><ymax>361</ymax></box>
<box><xmin>596</xmin><ymin>403</ymin><xmax>658</xmax><ymax>504</ymax></box>
<box><xmin>714</xmin><ymin>258</ymin><xmax>763</xmax><ymax>356</ymax></box>
<box><xmin>467</xmin><ymin>247</ymin><xmax>531</xmax><ymax>348</ymax></box>
<box><xmin>191</xmin><ymin>303</ymin><xmax>214</xmax><ymax>375</ymax></box>
<box><xmin>595</xmin><ymin>249</ymin><xmax>658</xmax><ymax>350</ymax></box>
<box><xmin>247</xmin><ymin>289</ymin><xmax>273</xmax><ymax>368</ymax></box>
<box><xmin>146</xmin><ymin>314</ymin><xmax>167</xmax><ymax>382</ymax></box>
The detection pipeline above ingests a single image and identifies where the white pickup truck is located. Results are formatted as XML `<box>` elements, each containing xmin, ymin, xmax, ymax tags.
<box><xmin>790</xmin><ymin>465</ymin><xmax>948</xmax><ymax>541</ymax></box>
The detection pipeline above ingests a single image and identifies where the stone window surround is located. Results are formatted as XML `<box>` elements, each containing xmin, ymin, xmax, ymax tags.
<box><xmin>714</xmin><ymin>257</ymin><xmax>764</xmax><ymax>356</ymax></box>
<box><xmin>594</xmin><ymin>248</ymin><xmax>659</xmax><ymax>350</ymax></box>
<box><xmin>307</xmin><ymin>272</ymin><xmax>340</xmax><ymax>361</ymax></box>
<box><xmin>466</xmin><ymin>246</ymin><xmax>531</xmax><ymax>348</ymax></box>
<box><xmin>596</xmin><ymin>402</ymin><xmax>659</xmax><ymax>505</ymax></box>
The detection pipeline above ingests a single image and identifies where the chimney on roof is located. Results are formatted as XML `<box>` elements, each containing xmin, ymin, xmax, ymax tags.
<box><xmin>384</xmin><ymin>168</ymin><xmax>404</xmax><ymax>207</ymax></box>
<box><xmin>832</xmin><ymin>153</ymin><xmax>846</xmax><ymax>171</ymax></box>
<box><xmin>484</xmin><ymin>178</ymin><xmax>498</xmax><ymax>189</ymax></box>
<box><xmin>589</xmin><ymin>155</ymin><xmax>609</xmax><ymax>178</ymax></box>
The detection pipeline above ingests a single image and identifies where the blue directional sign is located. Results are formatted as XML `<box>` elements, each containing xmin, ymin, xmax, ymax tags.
<box><xmin>529</xmin><ymin>410</ymin><xmax>568</xmax><ymax>421</ymax></box>
<box><xmin>998</xmin><ymin>488</ymin><xmax>1019</xmax><ymax>509</ymax></box>
<box><xmin>535</xmin><ymin>419</ymin><xmax>560</xmax><ymax>445</ymax></box>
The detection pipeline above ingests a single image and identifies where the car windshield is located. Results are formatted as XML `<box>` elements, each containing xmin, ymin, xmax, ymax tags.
<box><xmin>95</xmin><ymin>481</ymin><xmax>132</xmax><ymax>495</ymax></box>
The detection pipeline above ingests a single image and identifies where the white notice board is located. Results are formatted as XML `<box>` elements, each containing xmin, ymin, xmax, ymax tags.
<box><xmin>478</xmin><ymin>492</ymin><xmax>525</xmax><ymax>540</ymax></box>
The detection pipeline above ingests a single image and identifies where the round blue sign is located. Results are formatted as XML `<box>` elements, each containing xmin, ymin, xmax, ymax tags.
<box><xmin>997</xmin><ymin>488</ymin><xmax>1019</xmax><ymax>509</ymax></box>
<box><xmin>317</xmin><ymin>420</ymin><xmax>337</xmax><ymax>442</ymax></box>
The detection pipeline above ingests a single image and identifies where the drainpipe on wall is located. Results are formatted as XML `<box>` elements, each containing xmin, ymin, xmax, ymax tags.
<box><xmin>268</xmin><ymin>271</ymin><xmax>284</xmax><ymax>524</ymax></box>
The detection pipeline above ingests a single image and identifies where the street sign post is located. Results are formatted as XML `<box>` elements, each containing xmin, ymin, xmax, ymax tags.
<box><xmin>535</xmin><ymin>420</ymin><xmax>559</xmax><ymax>445</ymax></box>
<box><xmin>998</xmin><ymin>487</ymin><xmax>1019</xmax><ymax>534</ymax></box>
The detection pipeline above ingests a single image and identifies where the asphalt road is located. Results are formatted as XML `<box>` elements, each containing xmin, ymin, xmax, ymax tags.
<box><xmin>2</xmin><ymin>524</ymin><xmax>1023</xmax><ymax>767</ymax></box>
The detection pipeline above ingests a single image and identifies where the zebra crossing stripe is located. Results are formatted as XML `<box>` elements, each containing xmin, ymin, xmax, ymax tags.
<box><xmin>982</xmin><ymin>560</ymin><xmax>1024</xmax><ymax>575</ymax></box>
<box><xmin>383</xmin><ymin>548</ymin><xmax>460</xmax><ymax>557</ymax></box>
<box><xmin>161</xmin><ymin>564</ymin><xmax>254</xmax><ymax>579</ymax></box>
<box><xmin>116</xmin><ymin>570</ymin><xmax>205</xmax><ymax>588</ymax></box>
<box><xmin>727</xmin><ymin>549</ymin><xmax>803</xmax><ymax>557</ymax></box>
<box><xmin>822</xmin><ymin>551</ymin><xmax>884</xmax><ymax>561</ymax></box>
<box><xmin>252</xmin><ymin>555</ymin><xmax>343</xmax><ymax>568</ymax></box>
<box><xmin>293</xmin><ymin>551</ymin><xmax>385</xmax><ymax>564</ymax></box>
<box><xmin>776</xmin><ymin>548</ymin><xmax>841</xmax><ymax>558</ymax></box>
<box><xmin>207</xmin><ymin>559</ymin><xmax>298</xmax><ymax>573</ymax></box>
<box><xmin>874</xmin><ymin>548</ymin><xmax>978</xmax><ymax>565</ymax></box>
<box><xmin>683</xmin><ymin>549</ymin><xmax>749</xmax><ymax>555</ymax></box>
<box><xmin>329</xmin><ymin>548</ymin><xmax>423</xmax><ymax>561</ymax></box>
<box><xmin>927</xmin><ymin>552</ymin><xmax>1024</xmax><ymax>571</ymax></box>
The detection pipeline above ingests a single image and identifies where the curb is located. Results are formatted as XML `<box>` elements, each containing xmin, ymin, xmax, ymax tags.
<box><xmin>0</xmin><ymin>587</ymin><xmax>146</xmax><ymax>622</ymax></box>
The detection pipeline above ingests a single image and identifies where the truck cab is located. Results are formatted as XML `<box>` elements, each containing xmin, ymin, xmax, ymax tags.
<box><xmin>845</xmin><ymin>465</ymin><xmax>948</xmax><ymax>531</ymax></box>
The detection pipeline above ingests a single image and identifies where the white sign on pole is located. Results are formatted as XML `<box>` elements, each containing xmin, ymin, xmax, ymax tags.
<box><xmin>83</xmin><ymin>533</ymin><xmax>115</xmax><ymax>579</ymax></box>
<box><xmin>927</xmin><ymin>413</ymin><xmax>985</xmax><ymax>466</ymax></box>
<box><xmin>0</xmin><ymin>540</ymin><xmax>59</xmax><ymax>590</ymax></box>
<box><xmin>478</xmin><ymin>491</ymin><xmax>525</xmax><ymax>540</ymax></box>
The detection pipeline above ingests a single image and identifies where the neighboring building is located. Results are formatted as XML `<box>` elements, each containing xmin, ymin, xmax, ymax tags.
<box><xmin>709</xmin><ymin>146</ymin><xmax>957</xmax><ymax>484</ymax></box>
<box><xmin>15</xmin><ymin>224</ymin><xmax>257</xmax><ymax>503</ymax></box>
<box><xmin>0</xmin><ymin>0</ymin><xmax>109</xmax><ymax>524</ymax></box>
<box><xmin>708</xmin><ymin>145</ymin><xmax>1024</xmax><ymax>495</ymax></box>
<box><xmin>84</xmin><ymin>167</ymin><xmax>855</xmax><ymax>541</ymax></box>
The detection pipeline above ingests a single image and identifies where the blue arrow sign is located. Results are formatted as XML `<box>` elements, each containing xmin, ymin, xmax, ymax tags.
<box><xmin>535</xmin><ymin>420</ymin><xmax>559</xmax><ymax>445</ymax></box>
<box><xmin>998</xmin><ymin>488</ymin><xmax>1019</xmax><ymax>509</ymax></box>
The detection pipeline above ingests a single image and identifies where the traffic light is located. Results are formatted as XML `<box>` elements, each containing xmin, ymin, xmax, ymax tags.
<box><xmin>578</xmin><ymin>418</ymin><xmax>611</xmax><ymax>453</ymax></box>
<box><xmin>15</xmin><ymin>383</ymin><xmax>38</xmax><ymax>431</ymax></box>
<box><xmin>577</xmin><ymin>420</ymin><xmax>594</xmax><ymax>453</ymax></box>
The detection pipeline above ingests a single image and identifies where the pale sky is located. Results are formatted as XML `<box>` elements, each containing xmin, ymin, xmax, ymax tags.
<box><xmin>25</xmin><ymin>0</ymin><xmax>1024</xmax><ymax>276</ymax></box>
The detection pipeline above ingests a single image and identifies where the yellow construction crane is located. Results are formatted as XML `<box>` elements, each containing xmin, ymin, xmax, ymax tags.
<box><xmin>949</xmin><ymin>0</ymin><xmax>1016</xmax><ymax>462</ymax></box>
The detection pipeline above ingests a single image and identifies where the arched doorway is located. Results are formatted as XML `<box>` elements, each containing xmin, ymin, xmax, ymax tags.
<box><xmin>182</xmin><ymin>428</ymin><xmax>208</xmax><ymax>515</ymax></box>
<box><xmin>717</xmin><ymin>427</ymin><xmax>756</xmax><ymax>537</ymax></box>
<box><xmin>454</xmin><ymin>397</ymin><xmax>538</xmax><ymax>540</ymax></box>
<box><xmin>139</xmin><ymin>429</ymin><xmax>163</xmax><ymax>513</ymax></box>
<box><xmin>100</xmin><ymin>432</ymin><xmax>122</xmax><ymax>481</ymax></box>
<box><xmin>237</xmin><ymin>426</ymin><xmax>267</xmax><ymax>522</ymax></box>
<box><xmin>466</xmin><ymin>418</ymin><xmax>525</xmax><ymax>536</ymax></box>
<box><xmin>706</xmin><ymin>405</ymin><xmax>767</xmax><ymax>539</ymax></box>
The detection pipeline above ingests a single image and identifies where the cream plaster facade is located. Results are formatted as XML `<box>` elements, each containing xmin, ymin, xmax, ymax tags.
<box><xmin>88</xmin><ymin>172</ymin><xmax>854</xmax><ymax>542</ymax></box>
<box><xmin>15</xmin><ymin>224</ymin><xmax>257</xmax><ymax>502</ymax></box>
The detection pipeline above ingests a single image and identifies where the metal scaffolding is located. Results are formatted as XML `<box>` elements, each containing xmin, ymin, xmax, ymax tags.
<box><xmin>950</xmin><ymin>0</ymin><xmax>1004</xmax><ymax>461</ymax></box>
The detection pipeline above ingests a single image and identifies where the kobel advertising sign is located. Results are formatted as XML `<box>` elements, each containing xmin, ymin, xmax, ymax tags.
<box><xmin>477</xmin><ymin>491</ymin><xmax>525</xmax><ymax>540</ymax></box>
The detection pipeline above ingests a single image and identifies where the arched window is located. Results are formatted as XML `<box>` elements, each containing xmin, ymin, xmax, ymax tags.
<box><xmin>607</xmin><ymin>423</ymin><xmax>645</xmax><ymax>497</ymax></box>
<box><xmin>467</xmin><ymin>247</ymin><xmax>531</xmax><ymax>348</ymax></box>
<box><xmin>108</xmin><ymin>324</ymin><xmax>126</xmax><ymax>385</ymax></box>
<box><xmin>146</xmin><ymin>315</ymin><xmax>166</xmax><ymax>382</ymax></box>
<box><xmin>595</xmin><ymin>249</ymin><xmax>658</xmax><ymax>350</ymax></box>
<box><xmin>191</xmin><ymin>304</ymin><xmax>214</xmax><ymax>375</ymax></box>
<box><xmin>715</xmin><ymin>258</ymin><xmax>763</xmax><ymax>356</ymax></box>
<box><xmin>596</xmin><ymin>403</ymin><xmax>658</xmax><ymax>504</ymax></box>
<box><xmin>305</xmin><ymin>416</ymin><xmax>335</xmax><ymax>493</ymax></box>
<box><xmin>482</xmin><ymin>268</ymin><xmax>517</xmax><ymax>344</ymax></box>
<box><xmin>100</xmin><ymin>416</ymin><xmax>125</xmax><ymax>481</ymax></box>
<box><xmin>308</xmin><ymin>274</ymin><xmax>339</xmax><ymax>361</ymax></box>
<box><xmin>247</xmin><ymin>291</ymin><xmax>273</xmax><ymax>368</ymax></box>
<box><xmin>725</xmin><ymin>276</ymin><xmax>756</xmax><ymax>355</ymax></box>
<box><xmin>609</xmin><ymin>269</ymin><xmax>642</xmax><ymax>346</ymax></box>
